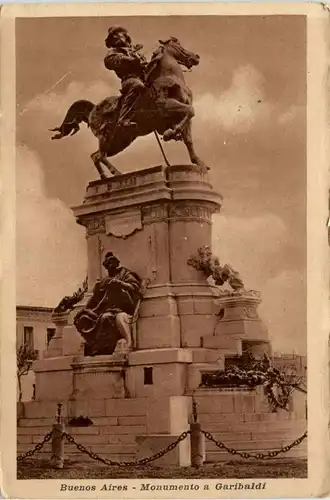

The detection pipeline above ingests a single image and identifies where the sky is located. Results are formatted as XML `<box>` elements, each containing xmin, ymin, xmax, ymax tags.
<box><xmin>16</xmin><ymin>15</ymin><xmax>307</xmax><ymax>354</ymax></box>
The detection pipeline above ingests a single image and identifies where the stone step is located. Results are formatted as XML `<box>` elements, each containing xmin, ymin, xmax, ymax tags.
<box><xmin>19</xmin><ymin>418</ymin><xmax>56</xmax><ymax>428</ymax></box>
<box><xmin>18</xmin><ymin>426</ymin><xmax>54</xmax><ymax>436</ymax></box>
<box><xmin>19</xmin><ymin>415</ymin><xmax>301</xmax><ymax>433</ymax></box>
<box><xmin>17</xmin><ymin>423</ymin><xmax>147</xmax><ymax>437</ymax></box>
<box><xmin>22</xmin><ymin>397</ymin><xmax>149</xmax><ymax>419</ymax></box>
<box><xmin>198</xmin><ymin>411</ymin><xmax>297</xmax><ymax>424</ymax></box>
<box><xmin>17</xmin><ymin>441</ymin><xmax>137</xmax><ymax>455</ymax></box>
<box><xmin>199</xmin><ymin>420</ymin><xmax>306</xmax><ymax>434</ymax></box>
<box><xmin>18</xmin><ymin>431</ymin><xmax>139</xmax><ymax>447</ymax></box>
<box><xmin>17</xmin><ymin>450</ymin><xmax>136</xmax><ymax>463</ymax></box>
<box><xmin>66</xmin><ymin>453</ymin><xmax>136</xmax><ymax>463</ymax></box>
<box><xmin>242</xmin><ymin>412</ymin><xmax>300</xmax><ymax>422</ymax></box>
<box><xmin>18</xmin><ymin>426</ymin><xmax>99</xmax><ymax>436</ymax></box>
<box><xmin>23</xmin><ymin>401</ymin><xmax>70</xmax><ymax>419</ymax></box>
<box><xmin>17</xmin><ymin>443</ymin><xmax>77</xmax><ymax>454</ymax></box>
<box><xmin>194</xmin><ymin>390</ymin><xmax>304</xmax><ymax>416</ymax></box>
<box><xmin>18</xmin><ymin>415</ymin><xmax>135</xmax><ymax>427</ymax></box>
<box><xmin>206</xmin><ymin>443</ymin><xmax>307</xmax><ymax>463</ymax></box>
<box><xmin>202</xmin><ymin>428</ymin><xmax>306</xmax><ymax>443</ymax></box>
<box><xmin>98</xmin><ymin>425</ymin><xmax>147</xmax><ymax>436</ymax></box>
<box><xmin>205</xmin><ymin>438</ymin><xmax>304</xmax><ymax>452</ymax></box>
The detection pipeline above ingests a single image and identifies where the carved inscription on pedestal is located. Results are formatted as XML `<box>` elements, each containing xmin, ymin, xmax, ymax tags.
<box><xmin>168</xmin><ymin>203</ymin><xmax>213</xmax><ymax>223</ymax></box>
<box><xmin>143</xmin><ymin>202</ymin><xmax>214</xmax><ymax>225</ymax></box>
<box><xmin>143</xmin><ymin>205</ymin><xmax>168</xmax><ymax>224</ymax></box>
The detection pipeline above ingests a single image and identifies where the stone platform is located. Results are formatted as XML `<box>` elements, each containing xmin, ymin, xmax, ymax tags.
<box><xmin>17</xmin><ymin>385</ymin><xmax>307</xmax><ymax>463</ymax></box>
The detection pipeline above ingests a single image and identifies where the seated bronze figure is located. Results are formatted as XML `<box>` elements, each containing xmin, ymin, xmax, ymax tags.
<box><xmin>74</xmin><ymin>252</ymin><xmax>142</xmax><ymax>356</ymax></box>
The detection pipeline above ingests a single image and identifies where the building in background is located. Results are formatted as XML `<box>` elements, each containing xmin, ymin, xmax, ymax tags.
<box><xmin>16</xmin><ymin>306</ymin><xmax>55</xmax><ymax>401</ymax></box>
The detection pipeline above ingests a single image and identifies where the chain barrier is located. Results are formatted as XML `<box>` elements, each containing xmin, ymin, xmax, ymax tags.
<box><xmin>64</xmin><ymin>430</ymin><xmax>190</xmax><ymax>467</ymax></box>
<box><xmin>17</xmin><ymin>426</ymin><xmax>307</xmax><ymax>465</ymax></box>
<box><xmin>17</xmin><ymin>431</ymin><xmax>52</xmax><ymax>462</ymax></box>
<box><xmin>202</xmin><ymin>429</ymin><xmax>307</xmax><ymax>460</ymax></box>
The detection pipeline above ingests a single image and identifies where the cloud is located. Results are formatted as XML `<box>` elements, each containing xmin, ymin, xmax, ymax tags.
<box><xmin>212</xmin><ymin>213</ymin><xmax>306</xmax><ymax>354</ymax></box>
<box><xmin>212</xmin><ymin>212</ymin><xmax>288</xmax><ymax>288</ymax></box>
<box><xmin>20</xmin><ymin>80</ymin><xmax>117</xmax><ymax>150</ymax></box>
<box><xmin>21</xmin><ymin>80</ymin><xmax>116</xmax><ymax>119</ymax></box>
<box><xmin>260</xmin><ymin>271</ymin><xmax>306</xmax><ymax>355</ymax></box>
<box><xmin>16</xmin><ymin>145</ymin><xmax>87</xmax><ymax>307</ymax></box>
<box><xmin>195</xmin><ymin>65</ymin><xmax>273</xmax><ymax>133</ymax></box>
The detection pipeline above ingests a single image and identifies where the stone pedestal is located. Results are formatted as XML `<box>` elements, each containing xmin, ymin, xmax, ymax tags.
<box><xmin>25</xmin><ymin>164</ymin><xmax>305</xmax><ymax>466</ymax></box>
<box><xmin>203</xmin><ymin>291</ymin><xmax>271</xmax><ymax>359</ymax></box>
<box><xmin>33</xmin><ymin>356</ymin><xmax>75</xmax><ymax>402</ymax></box>
<box><xmin>126</xmin><ymin>348</ymin><xmax>192</xmax><ymax>398</ymax></box>
<box><xmin>44</xmin><ymin>312</ymin><xmax>68</xmax><ymax>358</ymax></box>
<box><xmin>71</xmin><ymin>354</ymin><xmax>128</xmax><ymax>401</ymax></box>
<box><xmin>72</xmin><ymin>164</ymin><xmax>222</xmax><ymax>351</ymax></box>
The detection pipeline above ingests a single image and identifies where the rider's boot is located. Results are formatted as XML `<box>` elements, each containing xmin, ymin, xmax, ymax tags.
<box><xmin>117</xmin><ymin>84</ymin><xmax>144</xmax><ymax>129</ymax></box>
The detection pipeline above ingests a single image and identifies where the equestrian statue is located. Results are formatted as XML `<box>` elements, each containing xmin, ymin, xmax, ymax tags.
<box><xmin>50</xmin><ymin>26</ymin><xmax>207</xmax><ymax>178</ymax></box>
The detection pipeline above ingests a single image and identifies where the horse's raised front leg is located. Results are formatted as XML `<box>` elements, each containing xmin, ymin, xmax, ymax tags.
<box><xmin>182</xmin><ymin>120</ymin><xmax>209</xmax><ymax>172</ymax></box>
<box><xmin>157</xmin><ymin>98</ymin><xmax>194</xmax><ymax>142</ymax></box>
<box><xmin>171</xmin><ymin>104</ymin><xmax>195</xmax><ymax>140</ymax></box>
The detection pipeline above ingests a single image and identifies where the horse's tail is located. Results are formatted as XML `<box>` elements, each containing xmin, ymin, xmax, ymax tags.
<box><xmin>49</xmin><ymin>100</ymin><xmax>95</xmax><ymax>140</ymax></box>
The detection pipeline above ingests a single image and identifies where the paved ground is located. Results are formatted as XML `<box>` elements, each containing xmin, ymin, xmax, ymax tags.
<box><xmin>17</xmin><ymin>458</ymin><xmax>307</xmax><ymax>479</ymax></box>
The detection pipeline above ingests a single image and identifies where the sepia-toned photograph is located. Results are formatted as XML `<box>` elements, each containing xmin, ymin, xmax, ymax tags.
<box><xmin>1</xmin><ymin>2</ymin><xmax>329</xmax><ymax>498</ymax></box>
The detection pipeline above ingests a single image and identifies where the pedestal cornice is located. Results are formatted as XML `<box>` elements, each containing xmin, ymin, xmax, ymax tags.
<box><xmin>72</xmin><ymin>165</ymin><xmax>222</xmax><ymax>226</ymax></box>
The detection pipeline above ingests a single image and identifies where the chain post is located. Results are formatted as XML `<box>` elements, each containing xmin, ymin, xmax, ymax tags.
<box><xmin>50</xmin><ymin>403</ymin><xmax>65</xmax><ymax>469</ymax></box>
<box><xmin>192</xmin><ymin>395</ymin><xmax>198</xmax><ymax>424</ymax></box>
<box><xmin>190</xmin><ymin>422</ymin><xmax>205</xmax><ymax>468</ymax></box>
<box><xmin>56</xmin><ymin>403</ymin><xmax>63</xmax><ymax>424</ymax></box>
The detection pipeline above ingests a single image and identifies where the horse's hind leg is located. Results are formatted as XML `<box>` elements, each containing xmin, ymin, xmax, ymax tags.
<box><xmin>98</xmin><ymin>137</ymin><xmax>121</xmax><ymax>176</ymax></box>
<box><xmin>100</xmin><ymin>156</ymin><xmax>121</xmax><ymax>176</ymax></box>
<box><xmin>91</xmin><ymin>151</ymin><xmax>108</xmax><ymax>180</ymax></box>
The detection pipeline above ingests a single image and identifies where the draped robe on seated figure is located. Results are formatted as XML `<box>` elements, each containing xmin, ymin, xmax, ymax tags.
<box><xmin>74</xmin><ymin>252</ymin><xmax>142</xmax><ymax>356</ymax></box>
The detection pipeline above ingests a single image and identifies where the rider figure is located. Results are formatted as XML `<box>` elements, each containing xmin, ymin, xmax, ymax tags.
<box><xmin>104</xmin><ymin>26</ymin><xmax>147</xmax><ymax>129</ymax></box>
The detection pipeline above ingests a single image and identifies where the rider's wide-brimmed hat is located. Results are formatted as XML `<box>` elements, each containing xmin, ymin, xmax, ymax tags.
<box><xmin>105</xmin><ymin>26</ymin><xmax>131</xmax><ymax>48</ymax></box>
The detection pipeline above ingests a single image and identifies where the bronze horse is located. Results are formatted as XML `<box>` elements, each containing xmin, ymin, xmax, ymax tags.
<box><xmin>50</xmin><ymin>37</ymin><xmax>207</xmax><ymax>178</ymax></box>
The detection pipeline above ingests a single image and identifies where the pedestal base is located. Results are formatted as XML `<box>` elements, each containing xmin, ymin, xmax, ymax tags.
<box><xmin>71</xmin><ymin>354</ymin><xmax>128</xmax><ymax>400</ymax></box>
<box><xmin>126</xmin><ymin>348</ymin><xmax>192</xmax><ymax>398</ymax></box>
<box><xmin>33</xmin><ymin>356</ymin><xmax>75</xmax><ymax>402</ymax></box>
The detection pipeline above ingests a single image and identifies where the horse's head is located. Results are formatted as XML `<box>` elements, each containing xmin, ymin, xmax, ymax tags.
<box><xmin>159</xmin><ymin>36</ymin><xmax>200</xmax><ymax>69</ymax></box>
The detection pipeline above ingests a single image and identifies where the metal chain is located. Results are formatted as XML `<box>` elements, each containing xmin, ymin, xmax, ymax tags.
<box><xmin>17</xmin><ymin>426</ymin><xmax>307</xmax><ymax>465</ymax></box>
<box><xmin>202</xmin><ymin>429</ymin><xmax>307</xmax><ymax>460</ymax></box>
<box><xmin>64</xmin><ymin>430</ymin><xmax>190</xmax><ymax>467</ymax></box>
<box><xmin>17</xmin><ymin>432</ymin><xmax>52</xmax><ymax>462</ymax></box>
